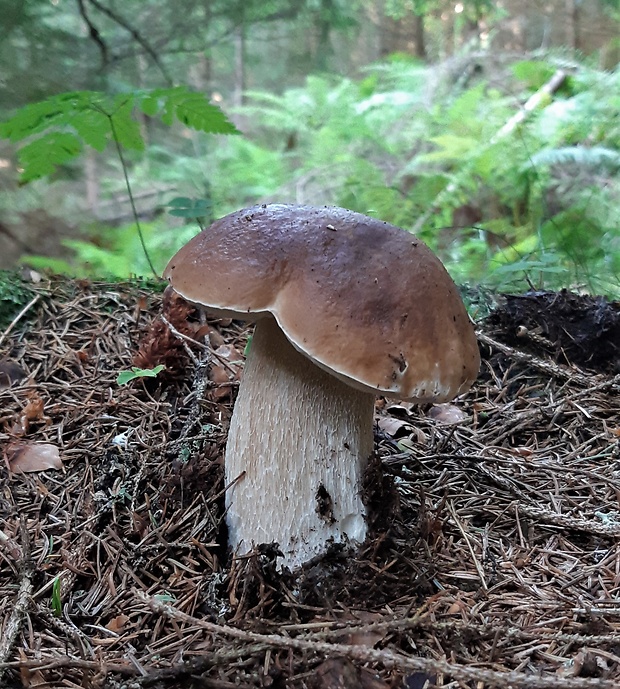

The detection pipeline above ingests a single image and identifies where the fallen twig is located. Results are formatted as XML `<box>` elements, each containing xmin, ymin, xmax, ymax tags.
<box><xmin>0</xmin><ymin>294</ymin><xmax>40</xmax><ymax>348</ymax></box>
<box><xmin>477</xmin><ymin>331</ymin><xmax>620</xmax><ymax>392</ymax></box>
<box><xmin>135</xmin><ymin>589</ymin><xmax>619</xmax><ymax>689</ymax></box>
<box><xmin>0</xmin><ymin>519</ymin><xmax>33</xmax><ymax>684</ymax></box>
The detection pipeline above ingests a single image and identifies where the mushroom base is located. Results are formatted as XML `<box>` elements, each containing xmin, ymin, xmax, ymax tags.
<box><xmin>225</xmin><ymin>318</ymin><xmax>375</xmax><ymax>570</ymax></box>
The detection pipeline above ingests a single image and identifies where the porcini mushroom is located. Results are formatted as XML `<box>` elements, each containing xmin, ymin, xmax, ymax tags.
<box><xmin>164</xmin><ymin>204</ymin><xmax>479</xmax><ymax>569</ymax></box>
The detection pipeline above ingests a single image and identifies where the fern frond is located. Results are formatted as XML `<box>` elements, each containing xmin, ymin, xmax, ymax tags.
<box><xmin>525</xmin><ymin>146</ymin><xmax>620</xmax><ymax>171</ymax></box>
<box><xmin>144</xmin><ymin>87</ymin><xmax>239</xmax><ymax>134</ymax></box>
<box><xmin>18</xmin><ymin>132</ymin><xmax>82</xmax><ymax>182</ymax></box>
<box><xmin>0</xmin><ymin>87</ymin><xmax>238</xmax><ymax>182</ymax></box>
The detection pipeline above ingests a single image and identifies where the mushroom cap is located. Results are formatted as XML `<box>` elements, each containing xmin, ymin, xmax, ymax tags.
<box><xmin>164</xmin><ymin>204</ymin><xmax>480</xmax><ymax>401</ymax></box>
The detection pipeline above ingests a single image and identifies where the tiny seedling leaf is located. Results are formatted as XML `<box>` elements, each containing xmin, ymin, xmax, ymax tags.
<box><xmin>166</xmin><ymin>196</ymin><xmax>212</xmax><ymax>219</ymax></box>
<box><xmin>52</xmin><ymin>577</ymin><xmax>62</xmax><ymax>617</ymax></box>
<box><xmin>243</xmin><ymin>335</ymin><xmax>253</xmax><ymax>357</ymax></box>
<box><xmin>117</xmin><ymin>365</ymin><xmax>165</xmax><ymax>386</ymax></box>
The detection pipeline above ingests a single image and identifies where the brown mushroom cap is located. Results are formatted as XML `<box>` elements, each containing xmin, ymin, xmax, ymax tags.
<box><xmin>164</xmin><ymin>204</ymin><xmax>480</xmax><ymax>401</ymax></box>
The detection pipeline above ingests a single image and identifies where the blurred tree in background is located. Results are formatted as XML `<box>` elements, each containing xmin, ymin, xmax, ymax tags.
<box><xmin>0</xmin><ymin>0</ymin><xmax>618</xmax><ymax>297</ymax></box>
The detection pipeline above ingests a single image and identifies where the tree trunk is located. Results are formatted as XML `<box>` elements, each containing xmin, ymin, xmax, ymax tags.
<box><xmin>565</xmin><ymin>0</ymin><xmax>581</xmax><ymax>50</ymax></box>
<box><xmin>413</xmin><ymin>12</ymin><xmax>426</xmax><ymax>59</ymax></box>
<box><xmin>233</xmin><ymin>24</ymin><xmax>245</xmax><ymax>107</ymax></box>
<box><xmin>315</xmin><ymin>0</ymin><xmax>333</xmax><ymax>71</ymax></box>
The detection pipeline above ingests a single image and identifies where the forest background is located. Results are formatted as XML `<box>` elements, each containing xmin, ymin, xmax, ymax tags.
<box><xmin>0</xmin><ymin>0</ymin><xmax>619</xmax><ymax>299</ymax></box>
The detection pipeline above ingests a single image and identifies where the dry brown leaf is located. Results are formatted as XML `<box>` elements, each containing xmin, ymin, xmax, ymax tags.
<box><xmin>339</xmin><ymin>627</ymin><xmax>387</xmax><ymax>647</ymax></box>
<box><xmin>214</xmin><ymin>344</ymin><xmax>244</xmax><ymax>364</ymax></box>
<box><xmin>446</xmin><ymin>599</ymin><xmax>467</xmax><ymax>615</ymax></box>
<box><xmin>10</xmin><ymin>393</ymin><xmax>49</xmax><ymax>436</ymax></box>
<box><xmin>377</xmin><ymin>416</ymin><xmax>413</xmax><ymax>438</ymax></box>
<box><xmin>106</xmin><ymin>614</ymin><xmax>130</xmax><ymax>633</ymax></box>
<box><xmin>206</xmin><ymin>327</ymin><xmax>226</xmax><ymax>348</ymax></box>
<box><xmin>209</xmin><ymin>363</ymin><xmax>231</xmax><ymax>385</ymax></box>
<box><xmin>210</xmin><ymin>345</ymin><xmax>243</xmax><ymax>401</ymax></box>
<box><xmin>75</xmin><ymin>349</ymin><xmax>89</xmax><ymax>363</ymax></box>
<box><xmin>334</xmin><ymin>611</ymin><xmax>387</xmax><ymax>647</ymax></box>
<box><xmin>5</xmin><ymin>442</ymin><xmax>63</xmax><ymax>474</ymax></box>
<box><xmin>427</xmin><ymin>403</ymin><xmax>467</xmax><ymax>425</ymax></box>
<box><xmin>209</xmin><ymin>363</ymin><xmax>235</xmax><ymax>401</ymax></box>
<box><xmin>313</xmin><ymin>658</ymin><xmax>389</xmax><ymax>689</ymax></box>
<box><xmin>213</xmin><ymin>387</ymin><xmax>233</xmax><ymax>402</ymax></box>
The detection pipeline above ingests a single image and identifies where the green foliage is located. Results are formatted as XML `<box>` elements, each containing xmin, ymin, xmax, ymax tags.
<box><xmin>0</xmin><ymin>87</ymin><xmax>239</xmax><ymax>182</ymax></box>
<box><xmin>22</xmin><ymin>219</ymin><xmax>200</xmax><ymax>279</ymax></box>
<box><xmin>0</xmin><ymin>271</ymin><xmax>35</xmax><ymax>329</ymax></box>
<box><xmin>4</xmin><ymin>51</ymin><xmax>620</xmax><ymax>299</ymax></box>
<box><xmin>525</xmin><ymin>146</ymin><xmax>620</xmax><ymax>171</ymax></box>
<box><xmin>210</xmin><ymin>138</ymin><xmax>286</xmax><ymax>212</ymax></box>
<box><xmin>232</xmin><ymin>57</ymin><xmax>620</xmax><ymax>297</ymax></box>
<box><xmin>511</xmin><ymin>60</ymin><xmax>557</xmax><ymax>89</ymax></box>
<box><xmin>167</xmin><ymin>197</ymin><xmax>213</xmax><ymax>222</ymax></box>
<box><xmin>51</xmin><ymin>576</ymin><xmax>62</xmax><ymax>617</ymax></box>
<box><xmin>117</xmin><ymin>365</ymin><xmax>165</xmax><ymax>385</ymax></box>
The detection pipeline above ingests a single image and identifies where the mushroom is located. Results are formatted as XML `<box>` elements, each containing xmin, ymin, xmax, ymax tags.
<box><xmin>164</xmin><ymin>204</ymin><xmax>480</xmax><ymax>569</ymax></box>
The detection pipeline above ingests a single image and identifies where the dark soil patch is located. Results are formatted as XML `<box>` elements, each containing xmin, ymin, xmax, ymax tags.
<box><xmin>485</xmin><ymin>289</ymin><xmax>620</xmax><ymax>373</ymax></box>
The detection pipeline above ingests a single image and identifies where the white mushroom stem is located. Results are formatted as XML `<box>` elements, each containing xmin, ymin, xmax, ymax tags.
<box><xmin>225</xmin><ymin>317</ymin><xmax>375</xmax><ymax>570</ymax></box>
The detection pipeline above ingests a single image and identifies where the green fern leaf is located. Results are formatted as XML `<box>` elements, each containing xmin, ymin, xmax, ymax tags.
<box><xmin>0</xmin><ymin>86</ymin><xmax>238</xmax><ymax>182</ymax></box>
<box><xmin>138</xmin><ymin>93</ymin><xmax>160</xmax><ymax>117</ymax></box>
<box><xmin>512</xmin><ymin>61</ymin><xmax>556</xmax><ymax>89</ymax></box>
<box><xmin>18</xmin><ymin>132</ymin><xmax>82</xmax><ymax>182</ymax></box>
<box><xmin>2</xmin><ymin>92</ymin><xmax>114</xmax><ymax>139</ymax></box>
<box><xmin>0</xmin><ymin>93</ymin><xmax>79</xmax><ymax>141</ymax></box>
<box><xmin>110</xmin><ymin>97</ymin><xmax>145</xmax><ymax>151</ymax></box>
<box><xmin>169</xmin><ymin>87</ymin><xmax>239</xmax><ymax>134</ymax></box>
<box><xmin>140</xmin><ymin>86</ymin><xmax>239</xmax><ymax>134</ymax></box>
<box><xmin>417</xmin><ymin>134</ymin><xmax>478</xmax><ymax>163</ymax></box>
<box><xmin>526</xmin><ymin>146</ymin><xmax>620</xmax><ymax>171</ymax></box>
<box><xmin>69</xmin><ymin>107</ymin><xmax>110</xmax><ymax>152</ymax></box>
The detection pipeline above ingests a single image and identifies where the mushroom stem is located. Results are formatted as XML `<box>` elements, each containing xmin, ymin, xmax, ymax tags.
<box><xmin>225</xmin><ymin>317</ymin><xmax>375</xmax><ymax>569</ymax></box>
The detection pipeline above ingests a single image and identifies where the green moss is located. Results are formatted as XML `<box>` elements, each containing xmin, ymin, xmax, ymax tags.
<box><xmin>0</xmin><ymin>271</ymin><xmax>37</xmax><ymax>330</ymax></box>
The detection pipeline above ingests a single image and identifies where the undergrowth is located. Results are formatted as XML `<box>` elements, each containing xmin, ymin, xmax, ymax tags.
<box><xmin>0</xmin><ymin>271</ymin><xmax>35</xmax><ymax>330</ymax></box>
<box><xmin>1</xmin><ymin>54</ymin><xmax>619</xmax><ymax>296</ymax></box>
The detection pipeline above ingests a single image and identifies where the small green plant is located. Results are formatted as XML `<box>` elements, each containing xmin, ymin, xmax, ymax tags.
<box><xmin>0</xmin><ymin>87</ymin><xmax>239</xmax><ymax>276</ymax></box>
<box><xmin>166</xmin><ymin>197</ymin><xmax>213</xmax><ymax>228</ymax></box>
<box><xmin>117</xmin><ymin>364</ymin><xmax>165</xmax><ymax>386</ymax></box>
<box><xmin>0</xmin><ymin>271</ymin><xmax>36</xmax><ymax>329</ymax></box>
<box><xmin>51</xmin><ymin>576</ymin><xmax>62</xmax><ymax>617</ymax></box>
<box><xmin>0</xmin><ymin>87</ymin><xmax>238</xmax><ymax>183</ymax></box>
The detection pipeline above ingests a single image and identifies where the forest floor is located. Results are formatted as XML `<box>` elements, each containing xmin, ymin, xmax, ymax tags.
<box><xmin>1</xmin><ymin>275</ymin><xmax>620</xmax><ymax>689</ymax></box>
